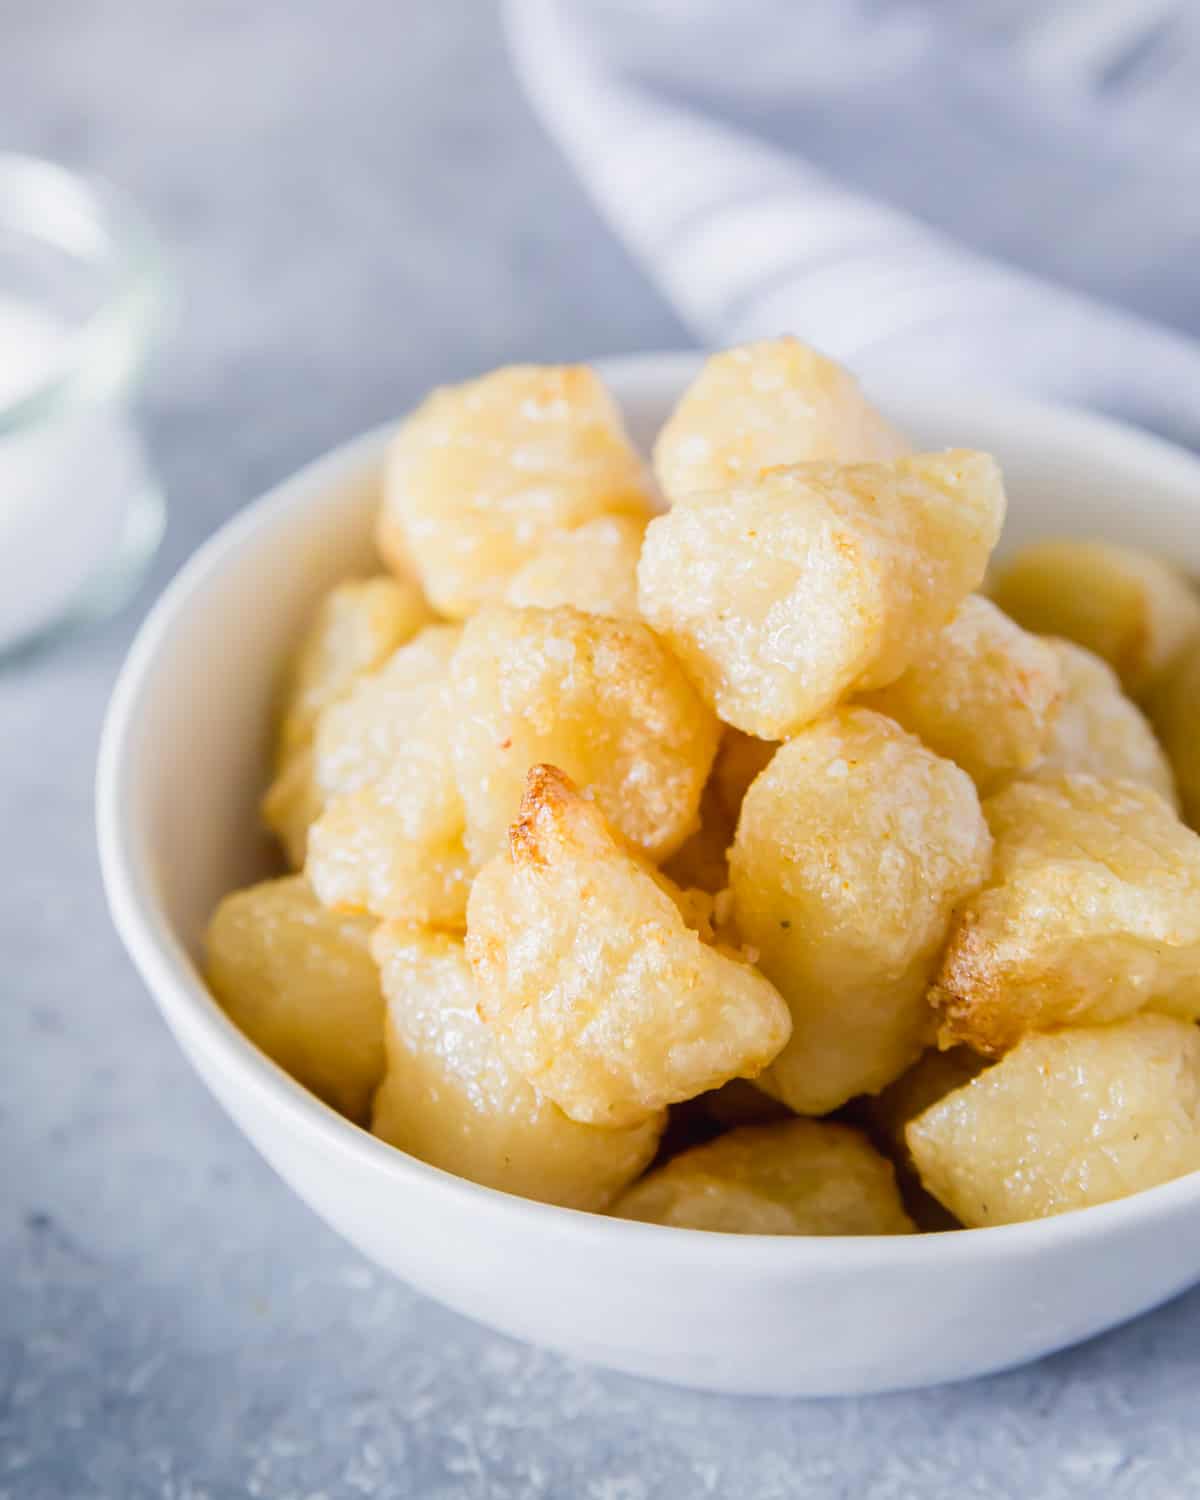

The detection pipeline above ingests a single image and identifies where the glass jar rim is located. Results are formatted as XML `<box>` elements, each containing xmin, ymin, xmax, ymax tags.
<box><xmin>0</xmin><ymin>152</ymin><xmax>169</xmax><ymax>435</ymax></box>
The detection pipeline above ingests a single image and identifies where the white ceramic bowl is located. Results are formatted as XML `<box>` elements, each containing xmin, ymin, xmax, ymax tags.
<box><xmin>98</xmin><ymin>353</ymin><xmax>1200</xmax><ymax>1397</ymax></box>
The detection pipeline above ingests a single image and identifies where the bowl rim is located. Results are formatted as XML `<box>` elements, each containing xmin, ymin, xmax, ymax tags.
<box><xmin>97</xmin><ymin>350</ymin><xmax>1200</xmax><ymax>1267</ymax></box>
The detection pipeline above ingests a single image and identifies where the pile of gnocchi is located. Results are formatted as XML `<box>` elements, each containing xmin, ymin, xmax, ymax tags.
<box><xmin>205</xmin><ymin>337</ymin><xmax>1200</xmax><ymax>1236</ymax></box>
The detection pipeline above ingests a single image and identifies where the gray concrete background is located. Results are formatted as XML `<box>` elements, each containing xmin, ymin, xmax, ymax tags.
<box><xmin>3</xmin><ymin>4</ymin><xmax>1199</xmax><ymax>1496</ymax></box>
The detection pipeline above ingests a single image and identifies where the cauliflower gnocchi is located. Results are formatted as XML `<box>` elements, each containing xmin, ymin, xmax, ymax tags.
<box><xmin>860</xmin><ymin>594</ymin><xmax>1061</xmax><ymax>793</ymax></box>
<box><xmin>208</xmin><ymin>346</ymin><xmax>1200</xmax><ymax>1233</ymax></box>
<box><xmin>503</xmin><ymin>514</ymin><xmax>645</xmax><ymax>620</ymax></box>
<box><xmin>466</xmin><ymin>766</ymin><xmax>791</xmax><ymax>1128</ymax></box>
<box><xmin>1035</xmin><ymin>638</ymin><xmax>1177</xmax><ymax>804</ymax></box>
<box><xmin>614</xmin><ymin>1120</ymin><xmax>914</xmax><ymax>1236</ymax></box>
<box><xmin>907</xmin><ymin>1015</ymin><xmax>1200</xmax><ymax>1226</ymax></box>
<box><xmin>312</xmin><ymin>624</ymin><xmax>461</xmax><ymax>801</ymax></box>
<box><xmin>377</xmin><ymin>365</ymin><xmax>653</xmax><ymax>617</ymax></box>
<box><xmin>275</xmin><ymin>577</ymin><xmax>434</xmax><ymax>761</ymax></box>
<box><xmin>990</xmin><ymin>539</ymin><xmax>1200</xmax><ymax>699</ymax></box>
<box><xmin>205</xmin><ymin>876</ymin><xmax>384</xmax><ymax>1122</ymax></box>
<box><xmin>262</xmin><ymin>578</ymin><xmax>433</xmax><ymax>866</ymax></box>
<box><xmin>372</xmin><ymin>926</ymin><xmax>663</xmax><ymax>1209</ymax></box>
<box><xmin>932</xmin><ymin>774</ymin><xmax>1200</xmax><ymax>1055</ymax></box>
<box><xmin>305</xmin><ymin>677</ymin><xmax>471</xmax><ymax>928</ymax></box>
<box><xmin>450</xmin><ymin>604</ymin><xmax>719</xmax><ymax>865</ymax></box>
<box><xmin>638</xmin><ymin>452</ymin><xmax>1006</xmax><ymax>737</ymax></box>
<box><xmin>730</xmin><ymin>709</ymin><xmax>991</xmax><ymax>1115</ymax></box>
<box><xmin>289</xmin><ymin>625</ymin><xmax>466</xmax><ymax>911</ymax></box>
<box><xmin>653</xmin><ymin>337</ymin><xmax>909</xmax><ymax>502</ymax></box>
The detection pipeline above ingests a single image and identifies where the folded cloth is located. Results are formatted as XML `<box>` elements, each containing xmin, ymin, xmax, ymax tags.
<box><xmin>506</xmin><ymin>0</ymin><xmax>1200</xmax><ymax>447</ymax></box>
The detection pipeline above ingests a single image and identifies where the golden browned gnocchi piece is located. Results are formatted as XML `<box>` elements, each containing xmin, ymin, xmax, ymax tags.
<box><xmin>859</xmin><ymin>594</ymin><xmax>1061</xmax><ymax>793</ymax></box>
<box><xmin>262</xmin><ymin>579</ymin><xmax>434</xmax><ymax>867</ymax></box>
<box><xmin>990</xmin><ymin>539</ymin><xmax>1200</xmax><ymax>700</ymax></box>
<box><xmin>503</xmin><ymin>514</ymin><xmax>646</xmax><ymax>620</ymax></box>
<box><xmin>309</xmin><ymin>784</ymin><xmax>470</xmax><ymax>928</ymax></box>
<box><xmin>907</xmin><ymin>1015</ymin><xmax>1200</xmax><ymax>1226</ymax></box>
<box><xmin>275</xmin><ymin>577</ymin><xmax>434</xmax><ymax>762</ymax></box>
<box><xmin>638</xmin><ymin>453</ymin><xmax>1006</xmax><ymax>738</ymax></box>
<box><xmin>303</xmin><ymin>625</ymin><xmax>470</xmax><ymax>925</ymax></box>
<box><xmin>312</xmin><ymin>624</ymin><xmax>460</xmax><ymax>801</ymax></box>
<box><xmin>450</xmin><ymin>605</ymin><xmax>720</xmax><ymax>866</ymax></box>
<box><xmin>205</xmin><ymin>876</ymin><xmax>384</xmax><ymax>1122</ymax></box>
<box><xmin>730</xmin><ymin>708</ymin><xmax>992</xmax><ymax>1115</ymax></box>
<box><xmin>377</xmin><ymin>365</ymin><xmax>653</xmax><ymax>618</ymax></box>
<box><xmin>932</xmin><ymin>774</ymin><xmax>1200</xmax><ymax>1055</ymax></box>
<box><xmin>1147</xmin><ymin>637</ymin><xmax>1200</xmax><ymax>830</ymax></box>
<box><xmin>272</xmin><ymin>625</ymin><xmax>459</xmax><ymax>885</ymax></box>
<box><xmin>653</xmin><ymin>337</ymin><xmax>909</xmax><ymax>502</ymax></box>
<box><xmin>613</xmin><ymin>1120</ymin><xmax>914</xmax><ymax>1235</ymax></box>
<box><xmin>371</xmin><ymin>926</ymin><xmax>664</xmax><ymax>1209</ymax></box>
<box><xmin>466</xmin><ymin>766</ymin><xmax>792</xmax><ymax>1129</ymax></box>
<box><xmin>1035</xmin><ymin>639</ymin><xmax>1177</xmax><ymax>805</ymax></box>
<box><xmin>306</xmin><ymin>691</ymin><xmax>471</xmax><ymax>928</ymax></box>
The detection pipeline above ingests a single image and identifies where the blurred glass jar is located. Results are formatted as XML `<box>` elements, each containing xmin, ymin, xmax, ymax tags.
<box><xmin>0</xmin><ymin>153</ymin><xmax>168</xmax><ymax>657</ymax></box>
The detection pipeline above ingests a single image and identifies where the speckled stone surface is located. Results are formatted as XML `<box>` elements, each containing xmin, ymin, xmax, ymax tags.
<box><xmin>3</xmin><ymin>5</ymin><xmax>1200</xmax><ymax>1497</ymax></box>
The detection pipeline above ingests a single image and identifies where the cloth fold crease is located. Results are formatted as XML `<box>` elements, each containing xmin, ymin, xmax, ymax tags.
<box><xmin>506</xmin><ymin>0</ymin><xmax>1200</xmax><ymax>447</ymax></box>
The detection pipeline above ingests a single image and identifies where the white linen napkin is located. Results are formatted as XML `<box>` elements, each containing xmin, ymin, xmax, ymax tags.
<box><xmin>506</xmin><ymin>0</ymin><xmax>1200</xmax><ymax>447</ymax></box>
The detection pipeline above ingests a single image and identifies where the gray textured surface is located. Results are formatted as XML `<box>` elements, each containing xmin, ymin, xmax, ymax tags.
<box><xmin>3</xmin><ymin>4</ymin><xmax>1200</xmax><ymax>1497</ymax></box>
